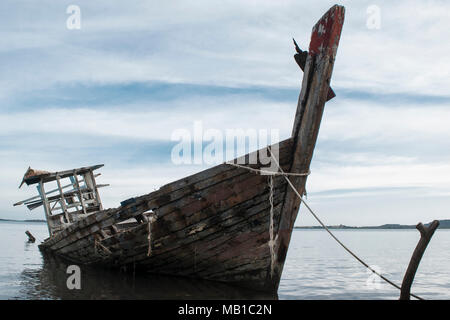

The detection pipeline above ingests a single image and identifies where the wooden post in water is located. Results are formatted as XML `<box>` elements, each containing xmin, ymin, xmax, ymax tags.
<box><xmin>25</xmin><ymin>230</ymin><xmax>36</xmax><ymax>243</ymax></box>
<box><xmin>400</xmin><ymin>220</ymin><xmax>440</xmax><ymax>300</ymax></box>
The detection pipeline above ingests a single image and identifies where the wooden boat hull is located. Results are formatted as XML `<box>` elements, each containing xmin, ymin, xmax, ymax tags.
<box><xmin>39</xmin><ymin>139</ymin><xmax>293</xmax><ymax>292</ymax></box>
<box><xmin>37</xmin><ymin>5</ymin><xmax>345</xmax><ymax>293</ymax></box>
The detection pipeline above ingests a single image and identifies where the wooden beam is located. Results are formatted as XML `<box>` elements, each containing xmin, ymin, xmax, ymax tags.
<box><xmin>37</xmin><ymin>180</ymin><xmax>53</xmax><ymax>236</ymax></box>
<box><xmin>22</xmin><ymin>164</ymin><xmax>104</xmax><ymax>186</ymax></box>
<box><xmin>56</xmin><ymin>175</ymin><xmax>71</xmax><ymax>223</ymax></box>
<box><xmin>400</xmin><ymin>220</ymin><xmax>440</xmax><ymax>300</ymax></box>
<box><xmin>272</xmin><ymin>5</ymin><xmax>345</xmax><ymax>290</ymax></box>
<box><xmin>73</xmin><ymin>171</ymin><xmax>87</xmax><ymax>215</ymax></box>
<box><xmin>88</xmin><ymin>170</ymin><xmax>103</xmax><ymax>210</ymax></box>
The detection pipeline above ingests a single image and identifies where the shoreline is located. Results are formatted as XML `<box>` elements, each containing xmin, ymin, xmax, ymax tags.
<box><xmin>295</xmin><ymin>219</ymin><xmax>450</xmax><ymax>230</ymax></box>
<box><xmin>2</xmin><ymin>218</ymin><xmax>450</xmax><ymax>229</ymax></box>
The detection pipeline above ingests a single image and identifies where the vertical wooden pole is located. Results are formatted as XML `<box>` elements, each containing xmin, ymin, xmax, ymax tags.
<box><xmin>56</xmin><ymin>175</ymin><xmax>71</xmax><ymax>223</ymax></box>
<box><xmin>89</xmin><ymin>170</ymin><xmax>103</xmax><ymax>210</ymax></box>
<box><xmin>400</xmin><ymin>220</ymin><xmax>440</xmax><ymax>300</ymax></box>
<box><xmin>38</xmin><ymin>180</ymin><xmax>52</xmax><ymax>236</ymax></box>
<box><xmin>73</xmin><ymin>171</ymin><xmax>87</xmax><ymax>215</ymax></box>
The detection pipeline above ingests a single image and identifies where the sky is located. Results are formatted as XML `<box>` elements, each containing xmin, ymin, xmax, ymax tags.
<box><xmin>0</xmin><ymin>0</ymin><xmax>449</xmax><ymax>226</ymax></box>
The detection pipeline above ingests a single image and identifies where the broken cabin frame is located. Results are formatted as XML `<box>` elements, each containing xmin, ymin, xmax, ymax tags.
<box><xmin>14</xmin><ymin>165</ymin><xmax>108</xmax><ymax>236</ymax></box>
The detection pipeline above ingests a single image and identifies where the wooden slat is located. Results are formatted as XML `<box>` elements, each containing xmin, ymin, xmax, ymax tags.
<box><xmin>23</xmin><ymin>164</ymin><xmax>104</xmax><ymax>186</ymax></box>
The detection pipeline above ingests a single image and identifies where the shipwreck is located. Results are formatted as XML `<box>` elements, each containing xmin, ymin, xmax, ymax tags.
<box><xmin>15</xmin><ymin>5</ymin><xmax>345</xmax><ymax>293</ymax></box>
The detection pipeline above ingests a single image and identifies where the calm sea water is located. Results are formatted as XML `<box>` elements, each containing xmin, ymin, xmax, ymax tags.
<box><xmin>0</xmin><ymin>221</ymin><xmax>449</xmax><ymax>300</ymax></box>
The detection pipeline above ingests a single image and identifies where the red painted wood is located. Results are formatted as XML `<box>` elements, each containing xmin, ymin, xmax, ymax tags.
<box><xmin>309</xmin><ymin>5</ymin><xmax>345</xmax><ymax>56</ymax></box>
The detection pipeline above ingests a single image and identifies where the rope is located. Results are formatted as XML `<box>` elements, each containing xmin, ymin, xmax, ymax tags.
<box><xmin>267</xmin><ymin>148</ymin><xmax>424</xmax><ymax>300</ymax></box>
<box><xmin>225</xmin><ymin>149</ymin><xmax>424</xmax><ymax>300</ymax></box>
<box><xmin>225</xmin><ymin>161</ymin><xmax>307</xmax><ymax>278</ymax></box>
<box><xmin>226</xmin><ymin>161</ymin><xmax>311</xmax><ymax>177</ymax></box>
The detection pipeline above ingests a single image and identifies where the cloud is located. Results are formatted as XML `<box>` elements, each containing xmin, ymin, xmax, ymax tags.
<box><xmin>1</xmin><ymin>0</ymin><xmax>450</xmax><ymax>226</ymax></box>
<box><xmin>1</xmin><ymin>1</ymin><xmax>449</xmax><ymax>95</ymax></box>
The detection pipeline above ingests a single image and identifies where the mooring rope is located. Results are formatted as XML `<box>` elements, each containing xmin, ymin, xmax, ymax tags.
<box><xmin>227</xmin><ymin>161</ymin><xmax>310</xmax><ymax>177</ymax></box>
<box><xmin>147</xmin><ymin>215</ymin><xmax>157</xmax><ymax>257</ymax></box>
<box><xmin>227</xmin><ymin>161</ymin><xmax>309</xmax><ymax>279</ymax></box>
<box><xmin>226</xmin><ymin>150</ymin><xmax>424</xmax><ymax>300</ymax></box>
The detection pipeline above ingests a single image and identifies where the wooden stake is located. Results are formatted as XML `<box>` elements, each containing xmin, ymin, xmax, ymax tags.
<box><xmin>25</xmin><ymin>230</ymin><xmax>36</xmax><ymax>243</ymax></box>
<box><xmin>400</xmin><ymin>220</ymin><xmax>440</xmax><ymax>300</ymax></box>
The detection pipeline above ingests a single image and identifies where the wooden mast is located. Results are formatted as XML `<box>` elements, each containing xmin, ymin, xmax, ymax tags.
<box><xmin>270</xmin><ymin>5</ymin><xmax>345</xmax><ymax>290</ymax></box>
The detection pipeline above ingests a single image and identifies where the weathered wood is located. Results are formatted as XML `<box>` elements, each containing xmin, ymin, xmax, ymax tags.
<box><xmin>57</xmin><ymin>173</ymin><xmax>287</xmax><ymax>260</ymax></box>
<box><xmin>293</xmin><ymin>38</ymin><xmax>335</xmax><ymax>101</ymax></box>
<box><xmin>56</xmin><ymin>175</ymin><xmax>71</xmax><ymax>223</ymax></box>
<box><xmin>14</xmin><ymin>173</ymin><xmax>103</xmax><ymax>207</ymax></box>
<box><xmin>45</xmin><ymin>141</ymin><xmax>293</xmax><ymax>253</ymax></box>
<box><xmin>134</xmin><ymin>193</ymin><xmax>285</xmax><ymax>271</ymax></box>
<box><xmin>72</xmin><ymin>172</ymin><xmax>87</xmax><ymax>216</ymax></box>
<box><xmin>43</xmin><ymin>138</ymin><xmax>292</xmax><ymax>251</ymax></box>
<box><xmin>29</xmin><ymin>6</ymin><xmax>346</xmax><ymax>293</ymax></box>
<box><xmin>37</xmin><ymin>180</ymin><xmax>53</xmax><ymax>236</ymax></box>
<box><xmin>25</xmin><ymin>230</ymin><xmax>36</xmax><ymax>243</ymax></box>
<box><xmin>50</xmin><ymin>168</ymin><xmax>287</xmax><ymax>291</ymax></box>
<box><xmin>22</xmin><ymin>164</ymin><xmax>104</xmax><ymax>186</ymax></box>
<box><xmin>157</xmin><ymin>139</ymin><xmax>292</xmax><ymax>194</ymax></box>
<box><xmin>88</xmin><ymin>171</ymin><xmax>103</xmax><ymax>210</ymax></box>
<box><xmin>272</xmin><ymin>4</ymin><xmax>345</xmax><ymax>291</ymax></box>
<box><xmin>400</xmin><ymin>220</ymin><xmax>440</xmax><ymax>300</ymax></box>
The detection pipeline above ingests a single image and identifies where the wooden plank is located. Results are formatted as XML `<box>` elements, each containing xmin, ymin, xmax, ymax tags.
<box><xmin>70</xmin><ymin>195</ymin><xmax>282</xmax><ymax>282</ymax></box>
<box><xmin>272</xmin><ymin>4</ymin><xmax>345</xmax><ymax>291</ymax></box>
<box><xmin>44</xmin><ymin>139</ymin><xmax>293</xmax><ymax>251</ymax></box>
<box><xmin>119</xmin><ymin>184</ymin><xmax>286</xmax><ymax>267</ymax></box>
<box><xmin>56</xmin><ymin>175</ymin><xmax>71</xmax><ymax>223</ymax></box>
<box><xmin>88</xmin><ymin>171</ymin><xmax>103</xmax><ymax>210</ymax></box>
<box><xmin>56</xmin><ymin>170</ymin><xmax>287</xmax><ymax>260</ymax></box>
<box><xmin>145</xmin><ymin>202</ymin><xmax>283</xmax><ymax>276</ymax></box>
<box><xmin>72</xmin><ymin>172</ymin><xmax>87</xmax><ymax>216</ymax></box>
<box><xmin>23</xmin><ymin>164</ymin><xmax>104</xmax><ymax>186</ymax></box>
<box><xmin>37</xmin><ymin>181</ymin><xmax>53</xmax><ymax>236</ymax></box>
<box><xmin>15</xmin><ymin>173</ymin><xmax>103</xmax><ymax>207</ymax></box>
<box><xmin>56</xmin><ymin>173</ymin><xmax>287</xmax><ymax>259</ymax></box>
<box><xmin>154</xmin><ymin>139</ymin><xmax>292</xmax><ymax>195</ymax></box>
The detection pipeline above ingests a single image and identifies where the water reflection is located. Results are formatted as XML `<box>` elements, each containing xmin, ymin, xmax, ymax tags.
<box><xmin>19</xmin><ymin>255</ymin><xmax>277</xmax><ymax>300</ymax></box>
